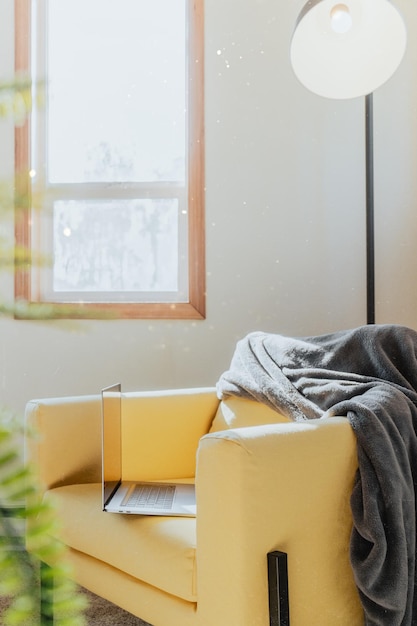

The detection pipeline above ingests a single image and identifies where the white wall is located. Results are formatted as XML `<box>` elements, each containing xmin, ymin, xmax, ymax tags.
<box><xmin>1</xmin><ymin>0</ymin><xmax>417</xmax><ymax>417</ymax></box>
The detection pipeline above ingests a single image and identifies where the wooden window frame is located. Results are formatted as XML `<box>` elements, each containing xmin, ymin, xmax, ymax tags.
<box><xmin>14</xmin><ymin>0</ymin><xmax>205</xmax><ymax>320</ymax></box>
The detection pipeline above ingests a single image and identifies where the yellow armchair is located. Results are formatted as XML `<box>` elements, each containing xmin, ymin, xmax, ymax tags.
<box><xmin>25</xmin><ymin>388</ymin><xmax>363</xmax><ymax>626</ymax></box>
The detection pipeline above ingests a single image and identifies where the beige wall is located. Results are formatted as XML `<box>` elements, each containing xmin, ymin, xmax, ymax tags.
<box><xmin>1</xmin><ymin>0</ymin><xmax>417</xmax><ymax>416</ymax></box>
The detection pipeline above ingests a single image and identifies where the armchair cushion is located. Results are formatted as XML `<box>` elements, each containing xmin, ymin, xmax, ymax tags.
<box><xmin>44</xmin><ymin>482</ymin><xmax>197</xmax><ymax>602</ymax></box>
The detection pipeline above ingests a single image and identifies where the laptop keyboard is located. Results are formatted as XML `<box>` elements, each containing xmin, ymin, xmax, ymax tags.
<box><xmin>124</xmin><ymin>484</ymin><xmax>175</xmax><ymax>510</ymax></box>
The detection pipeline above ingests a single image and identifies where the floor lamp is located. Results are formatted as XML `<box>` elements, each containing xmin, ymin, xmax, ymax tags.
<box><xmin>290</xmin><ymin>0</ymin><xmax>407</xmax><ymax>324</ymax></box>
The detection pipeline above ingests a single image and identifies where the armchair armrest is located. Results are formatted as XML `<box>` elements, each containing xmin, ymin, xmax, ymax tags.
<box><xmin>25</xmin><ymin>387</ymin><xmax>219</xmax><ymax>492</ymax></box>
<box><xmin>196</xmin><ymin>417</ymin><xmax>363</xmax><ymax>626</ymax></box>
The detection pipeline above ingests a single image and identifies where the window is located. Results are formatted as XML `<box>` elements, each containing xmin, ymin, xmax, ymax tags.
<box><xmin>14</xmin><ymin>0</ymin><xmax>205</xmax><ymax>319</ymax></box>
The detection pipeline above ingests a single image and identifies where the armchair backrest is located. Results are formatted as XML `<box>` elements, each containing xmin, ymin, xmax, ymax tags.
<box><xmin>121</xmin><ymin>388</ymin><xmax>219</xmax><ymax>480</ymax></box>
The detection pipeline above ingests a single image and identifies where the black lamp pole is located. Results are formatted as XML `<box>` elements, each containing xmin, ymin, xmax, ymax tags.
<box><xmin>365</xmin><ymin>93</ymin><xmax>375</xmax><ymax>324</ymax></box>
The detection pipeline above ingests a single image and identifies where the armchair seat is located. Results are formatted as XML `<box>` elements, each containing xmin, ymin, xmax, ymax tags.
<box><xmin>43</xmin><ymin>483</ymin><xmax>197</xmax><ymax>602</ymax></box>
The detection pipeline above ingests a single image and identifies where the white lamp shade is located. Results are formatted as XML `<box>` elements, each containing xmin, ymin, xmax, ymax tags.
<box><xmin>290</xmin><ymin>0</ymin><xmax>407</xmax><ymax>99</ymax></box>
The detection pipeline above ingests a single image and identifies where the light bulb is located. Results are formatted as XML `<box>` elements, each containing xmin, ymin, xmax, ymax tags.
<box><xmin>330</xmin><ymin>4</ymin><xmax>353</xmax><ymax>34</ymax></box>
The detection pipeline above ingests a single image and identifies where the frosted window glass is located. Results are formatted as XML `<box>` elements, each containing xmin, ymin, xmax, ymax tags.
<box><xmin>46</xmin><ymin>0</ymin><xmax>186</xmax><ymax>183</ymax></box>
<box><xmin>53</xmin><ymin>199</ymin><xmax>179</xmax><ymax>292</ymax></box>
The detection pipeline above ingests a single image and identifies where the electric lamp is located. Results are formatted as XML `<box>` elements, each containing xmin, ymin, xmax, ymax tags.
<box><xmin>290</xmin><ymin>0</ymin><xmax>407</xmax><ymax>322</ymax></box>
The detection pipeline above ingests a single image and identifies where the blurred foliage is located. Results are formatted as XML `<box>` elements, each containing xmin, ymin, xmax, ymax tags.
<box><xmin>0</xmin><ymin>78</ymin><xmax>87</xmax><ymax>624</ymax></box>
<box><xmin>0</xmin><ymin>422</ymin><xmax>87</xmax><ymax>625</ymax></box>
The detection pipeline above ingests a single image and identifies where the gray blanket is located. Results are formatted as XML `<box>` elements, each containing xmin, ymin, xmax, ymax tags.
<box><xmin>216</xmin><ymin>324</ymin><xmax>417</xmax><ymax>626</ymax></box>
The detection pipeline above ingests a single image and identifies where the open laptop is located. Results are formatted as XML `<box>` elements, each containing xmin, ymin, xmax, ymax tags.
<box><xmin>101</xmin><ymin>383</ymin><xmax>196</xmax><ymax>516</ymax></box>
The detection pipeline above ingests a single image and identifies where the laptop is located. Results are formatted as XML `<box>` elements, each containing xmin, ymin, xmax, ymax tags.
<box><xmin>101</xmin><ymin>383</ymin><xmax>196</xmax><ymax>516</ymax></box>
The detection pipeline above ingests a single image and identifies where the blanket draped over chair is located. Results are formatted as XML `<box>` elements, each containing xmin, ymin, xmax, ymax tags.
<box><xmin>216</xmin><ymin>324</ymin><xmax>417</xmax><ymax>626</ymax></box>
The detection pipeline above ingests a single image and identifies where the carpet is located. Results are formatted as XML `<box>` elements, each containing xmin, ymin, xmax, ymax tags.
<box><xmin>80</xmin><ymin>588</ymin><xmax>153</xmax><ymax>625</ymax></box>
<box><xmin>0</xmin><ymin>587</ymin><xmax>154</xmax><ymax>625</ymax></box>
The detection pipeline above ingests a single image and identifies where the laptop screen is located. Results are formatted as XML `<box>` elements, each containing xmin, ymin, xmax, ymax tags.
<box><xmin>101</xmin><ymin>383</ymin><xmax>122</xmax><ymax>508</ymax></box>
